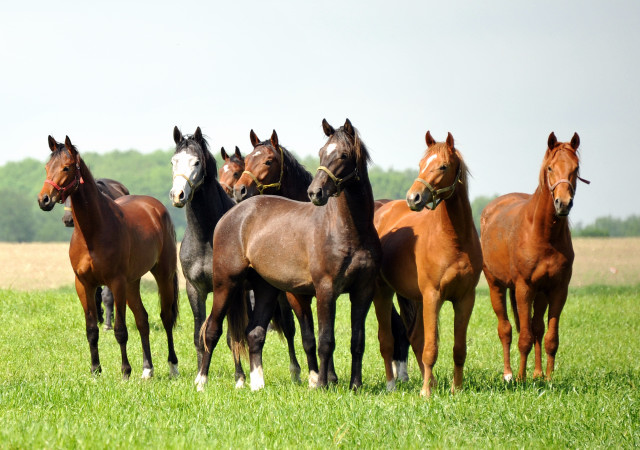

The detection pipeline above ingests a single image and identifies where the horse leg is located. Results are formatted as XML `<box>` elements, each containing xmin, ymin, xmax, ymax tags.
<box><xmin>102</xmin><ymin>287</ymin><xmax>115</xmax><ymax>331</ymax></box>
<box><xmin>110</xmin><ymin>278</ymin><xmax>131</xmax><ymax>379</ymax></box>
<box><xmin>420</xmin><ymin>290</ymin><xmax>443</xmax><ymax>398</ymax></box>
<box><xmin>286</xmin><ymin>293</ymin><xmax>320</xmax><ymax>387</ymax></box>
<box><xmin>95</xmin><ymin>286</ymin><xmax>104</xmax><ymax>325</ymax></box>
<box><xmin>75</xmin><ymin>278</ymin><xmax>101</xmax><ymax>374</ymax></box>
<box><xmin>451</xmin><ymin>289</ymin><xmax>476</xmax><ymax>394</ymax></box>
<box><xmin>486</xmin><ymin>273</ymin><xmax>513</xmax><ymax>381</ymax></box>
<box><xmin>531</xmin><ymin>292</ymin><xmax>548</xmax><ymax>379</ymax></box>
<box><xmin>124</xmin><ymin>279</ymin><xmax>154</xmax><ymax>379</ymax></box>
<box><xmin>245</xmin><ymin>281</ymin><xmax>279</xmax><ymax>391</ymax></box>
<box><xmin>392</xmin><ymin>298</ymin><xmax>410</xmax><ymax>383</ymax></box>
<box><xmin>373</xmin><ymin>279</ymin><xmax>396</xmax><ymax>391</ymax></box>
<box><xmin>544</xmin><ymin>285</ymin><xmax>569</xmax><ymax>380</ymax></box>
<box><xmin>315</xmin><ymin>283</ymin><xmax>338</xmax><ymax>388</ymax></box>
<box><xmin>154</xmin><ymin>271</ymin><xmax>180</xmax><ymax>377</ymax></box>
<box><xmin>348</xmin><ymin>284</ymin><xmax>375</xmax><ymax>390</ymax></box>
<box><xmin>277</xmin><ymin>292</ymin><xmax>302</xmax><ymax>383</ymax></box>
<box><xmin>185</xmin><ymin>280</ymin><xmax>208</xmax><ymax>370</ymax></box>
<box><xmin>227</xmin><ymin>314</ymin><xmax>247</xmax><ymax>388</ymax></box>
<box><xmin>514</xmin><ymin>282</ymin><xmax>535</xmax><ymax>381</ymax></box>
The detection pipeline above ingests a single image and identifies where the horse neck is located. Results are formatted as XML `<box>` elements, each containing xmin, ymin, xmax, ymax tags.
<box><xmin>436</xmin><ymin>185</ymin><xmax>476</xmax><ymax>241</ymax></box>
<box><xmin>528</xmin><ymin>185</ymin><xmax>570</xmax><ymax>240</ymax></box>
<box><xmin>185</xmin><ymin>177</ymin><xmax>233</xmax><ymax>241</ymax></box>
<box><xmin>281</xmin><ymin>172</ymin><xmax>311</xmax><ymax>202</ymax></box>
<box><xmin>327</xmin><ymin>172</ymin><xmax>376</xmax><ymax>238</ymax></box>
<box><xmin>69</xmin><ymin>174</ymin><xmax>110</xmax><ymax>242</ymax></box>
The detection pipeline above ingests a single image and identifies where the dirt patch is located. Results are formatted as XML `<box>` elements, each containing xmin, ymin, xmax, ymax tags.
<box><xmin>0</xmin><ymin>238</ymin><xmax>638</xmax><ymax>291</ymax></box>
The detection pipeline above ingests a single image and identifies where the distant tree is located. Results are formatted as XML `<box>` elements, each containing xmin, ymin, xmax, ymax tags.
<box><xmin>0</xmin><ymin>189</ymin><xmax>36</xmax><ymax>242</ymax></box>
<box><xmin>471</xmin><ymin>195</ymin><xmax>499</xmax><ymax>234</ymax></box>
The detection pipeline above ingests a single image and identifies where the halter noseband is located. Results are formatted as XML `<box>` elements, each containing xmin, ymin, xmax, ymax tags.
<box><xmin>316</xmin><ymin>165</ymin><xmax>360</xmax><ymax>197</ymax></box>
<box><xmin>45</xmin><ymin>163</ymin><xmax>84</xmax><ymax>204</ymax></box>
<box><xmin>172</xmin><ymin>171</ymin><xmax>205</xmax><ymax>202</ymax></box>
<box><xmin>413</xmin><ymin>167</ymin><xmax>462</xmax><ymax>210</ymax></box>
<box><xmin>242</xmin><ymin>146</ymin><xmax>284</xmax><ymax>195</ymax></box>
<box><xmin>548</xmin><ymin>176</ymin><xmax>591</xmax><ymax>194</ymax></box>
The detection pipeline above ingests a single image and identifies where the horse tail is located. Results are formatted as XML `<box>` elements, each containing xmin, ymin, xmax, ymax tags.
<box><xmin>509</xmin><ymin>288</ymin><xmax>520</xmax><ymax>333</ymax></box>
<box><xmin>396</xmin><ymin>295</ymin><xmax>418</xmax><ymax>338</ymax></box>
<box><xmin>226</xmin><ymin>288</ymin><xmax>249</xmax><ymax>358</ymax></box>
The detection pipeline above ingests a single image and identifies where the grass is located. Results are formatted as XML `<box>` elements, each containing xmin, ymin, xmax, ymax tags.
<box><xmin>0</xmin><ymin>284</ymin><xmax>639</xmax><ymax>448</ymax></box>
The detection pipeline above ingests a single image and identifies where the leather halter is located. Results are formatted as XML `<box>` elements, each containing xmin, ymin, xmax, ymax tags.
<box><xmin>45</xmin><ymin>163</ymin><xmax>84</xmax><ymax>203</ymax></box>
<box><xmin>316</xmin><ymin>165</ymin><xmax>360</xmax><ymax>197</ymax></box>
<box><xmin>414</xmin><ymin>167</ymin><xmax>462</xmax><ymax>210</ymax></box>
<box><xmin>172</xmin><ymin>170</ymin><xmax>204</xmax><ymax>202</ymax></box>
<box><xmin>548</xmin><ymin>176</ymin><xmax>591</xmax><ymax>194</ymax></box>
<box><xmin>242</xmin><ymin>146</ymin><xmax>284</xmax><ymax>195</ymax></box>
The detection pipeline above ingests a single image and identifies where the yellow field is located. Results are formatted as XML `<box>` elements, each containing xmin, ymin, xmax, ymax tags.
<box><xmin>0</xmin><ymin>238</ymin><xmax>638</xmax><ymax>291</ymax></box>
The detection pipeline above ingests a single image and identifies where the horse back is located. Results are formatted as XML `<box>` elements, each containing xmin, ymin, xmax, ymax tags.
<box><xmin>96</xmin><ymin>178</ymin><xmax>130</xmax><ymax>199</ymax></box>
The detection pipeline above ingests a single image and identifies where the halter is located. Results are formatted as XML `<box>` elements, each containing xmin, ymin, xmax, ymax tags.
<box><xmin>242</xmin><ymin>146</ymin><xmax>284</xmax><ymax>195</ymax></box>
<box><xmin>548</xmin><ymin>175</ymin><xmax>591</xmax><ymax>194</ymax></box>
<box><xmin>45</xmin><ymin>163</ymin><xmax>84</xmax><ymax>204</ymax></box>
<box><xmin>219</xmin><ymin>180</ymin><xmax>233</xmax><ymax>194</ymax></box>
<box><xmin>316</xmin><ymin>165</ymin><xmax>360</xmax><ymax>197</ymax></box>
<box><xmin>414</xmin><ymin>167</ymin><xmax>462</xmax><ymax>210</ymax></box>
<box><xmin>172</xmin><ymin>171</ymin><xmax>205</xmax><ymax>202</ymax></box>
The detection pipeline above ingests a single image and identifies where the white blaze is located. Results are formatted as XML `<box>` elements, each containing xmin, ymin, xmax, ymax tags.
<box><xmin>421</xmin><ymin>154</ymin><xmax>437</xmax><ymax>174</ymax></box>
<box><xmin>326</xmin><ymin>143</ymin><xmax>338</xmax><ymax>155</ymax></box>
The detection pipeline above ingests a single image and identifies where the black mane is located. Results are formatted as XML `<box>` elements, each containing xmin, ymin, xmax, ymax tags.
<box><xmin>175</xmin><ymin>134</ymin><xmax>218</xmax><ymax>180</ymax></box>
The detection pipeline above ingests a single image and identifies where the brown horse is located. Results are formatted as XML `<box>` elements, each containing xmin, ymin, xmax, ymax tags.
<box><xmin>481</xmin><ymin>132</ymin><xmax>588</xmax><ymax>382</ymax></box>
<box><xmin>374</xmin><ymin>131</ymin><xmax>482</xmax><ymax>397</ymax></box>
<box><xmin>218</xmin><ymin>146</ymin><xmax>244</xmax><ymax>198</ymax></box>
<box><xmin>196</xmin><ymin>118</ymin><xmax>381</xmax><ymax>391</ymax></box>
<box><xmin>38</xmin><ymin>136</ymin><xmax>179</xmax><ymax>379</ymax></box>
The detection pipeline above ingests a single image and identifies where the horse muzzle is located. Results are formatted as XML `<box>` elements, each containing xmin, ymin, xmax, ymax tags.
<box><xmin>170</xmin><ymin>187</ymin><xmax>189</xmax><ymax>208</ymax></box>
<box><xmin>38</xmin><ymin>193</ymin><xmax>57</xmax><ymax>211</ymax></box>
<box><xmin>406</xmin><ymin>188</ymin><xmax>439</xmax><ymax>212</ymax></box>
<box><xmin>554</xmin><ymin>196</ymin><xmax>573</xmax><ymax>217</ymax></box>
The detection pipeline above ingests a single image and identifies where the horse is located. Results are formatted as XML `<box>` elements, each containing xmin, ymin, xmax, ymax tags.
<box><xmin>373</xmin><ymin>131</ymin><xmax>482</xmax><ymax>397</ymax></box>
<box><xmin>196</xmin><ymin>118</ymin><xmax>381</xmax><ymax>391</ymax></box>
<box><xmin>63</xmin><ymin>178</ymin><xmax>129</xmax><ymax>331</ymax></box>
<box><xmin>480</xmin><ymin>132</ymin><xmax>588</xmax><ymax>382</ymax></box>
<box><xmin>170</xmin><ymin>126</ymin><xmax>246</xmax><ymax>381</ymax></box>
<box><xmin>38</xmin><ymin>135</ymin><xmax>179</xmax><ymax>379</ymax></box>
<box><xmin>218</xmin><ymin>146</ymin><xmax>244</xmax><ymax>198</ymax></box>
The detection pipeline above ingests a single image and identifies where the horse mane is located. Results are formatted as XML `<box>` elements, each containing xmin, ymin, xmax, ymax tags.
<box><xmin>280</xmin><ymin>146</ymin><xmax>313</xmax><ymax>189</ymax></box>
<box><xmin>175</xmin><ymin>133</ymin><xmax>219</xmax><ymax>180</ymax></box>
<box><xmin>332</xmin><ymin>126</ymin><xmax>372</xmax><ymax>174</ymax></box>
<box><xmin>227</xmin><ymin>153</ymin><xmax>244</xmax><ymax>166</ymax></box>
<box><xmin>50</xmin><ymin>142</ymin><xmax>98</xmax><ymax>188</ymax></box>
<box><xmin>538</xmin><ymin>143</ymin><xmax>581</xmax><ymax>189</ymax></box>
<box><xmin>423</xmin><ymin>142</ymin><xmax>470</xmax><ymax>195</ymax></box>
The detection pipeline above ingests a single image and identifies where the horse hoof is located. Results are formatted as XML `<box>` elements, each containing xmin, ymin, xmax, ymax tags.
<box><xmin>103</xmin><ymin>325</ymin><xmax>113</xmax><ymax>331</ymax></box>
<box><xmin>308</xmin><ymin>371</ymin><xmax>319</xmax><ymax>389</ymax></box>
<box><xmin>419</xmin><ymin>388</ymin><xmax>432</xmax><ymax>398</ymax></box>
<box><xmin>141</xmin><ymin>368</ymin><xmax>154</xmax><ymax>379</ymax></box>
<box><xmin>168</xmin><ymin>363</ymin><xmax>179</xmax><ymax>378</ymax></box>
<box><xmin>386</xmin><ymin>379</ymin><xmax>396</xmax><ymax>392</ymax></box>
<box><xmin>503</xmin><ymin>373</ymin><xmax>513</xmax><ymax>382</ymax></box>
<box><xmin>195</xmin><ymin>373</ymin><xmax>207</xmax><ymax>391</ymax></box>
<box><xmin>290</xmin><ymin>365</ymin><xmax>302</xmax><ymax>384</ymax></box>
<box><xmin>235</xmin><ymin>377</ymin><xmax>245</xmax><ymax>389</ymax></box>
<box><xmin>393</xmin><ymin>360</ymin><xmax>409</xmax><ymax>382</ymax></box>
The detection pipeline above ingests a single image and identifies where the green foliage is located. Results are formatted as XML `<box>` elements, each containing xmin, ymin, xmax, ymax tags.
<box><xmin>572</xmin><ymin>215</ymin><xmax>640</xmax><ymax>237</ymax></box>
<box><xmin>471</xmin><ymin>194</ymin><xmax>499</xmax><ymax>234</ymax></box>
<box><xmin>0</xmin><ymin>285</ymin><xmax>638</xmax><ymax>447</ymax></box>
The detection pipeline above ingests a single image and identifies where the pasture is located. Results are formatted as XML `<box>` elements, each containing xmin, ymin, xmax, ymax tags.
<box><xmin>0</xmin><ymin>240</ymin><xmax>639</xmax><ymax>447</ymax></box>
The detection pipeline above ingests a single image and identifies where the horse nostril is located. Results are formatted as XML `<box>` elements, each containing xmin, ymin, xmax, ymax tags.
<box><xmin>413</xmin><ymin>193</ymin><xmax>421</xmax><ymax>205</ymax></box>
<box><xmin>179</xmin><ymin>191</ymin><xmax>185</xmax><ymax>201</ymax></box>
<box><xmin>240</xmin><ymin>185</ymin><xmax>247</xmax><ymax>198</ymax></box>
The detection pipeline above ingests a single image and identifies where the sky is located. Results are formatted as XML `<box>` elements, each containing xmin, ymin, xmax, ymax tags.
<box><xmin>1</xmin><ymin>0</ymin><xmax>638</xmax><ymax>225</ymax></box>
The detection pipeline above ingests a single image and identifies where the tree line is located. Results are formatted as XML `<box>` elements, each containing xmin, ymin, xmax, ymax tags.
<box><xmin>0</xmin><ymin>149</ymin><xmax>635</xmax><ymax>242</ymax></box>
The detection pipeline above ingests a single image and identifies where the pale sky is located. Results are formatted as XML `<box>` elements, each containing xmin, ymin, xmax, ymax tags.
<box><xmin>1</xmin><ymin>0</ymin><xmax>638</xmax><ymax>225</ymax></box>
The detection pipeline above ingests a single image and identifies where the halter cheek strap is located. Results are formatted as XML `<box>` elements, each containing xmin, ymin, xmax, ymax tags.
<box><xmin>316</xmin><ymin>165</ymin><xmax>360</xmax><ymax>197</ymax></box>
<box><xmin>242</xmin><ymin>146</ymin><xmax>284</xmax><ymax>195</ymax></box>
<box><xmin>413</xmin><ymin>167</ymin><xmax>462</xmax><ymax>210</ymax></box>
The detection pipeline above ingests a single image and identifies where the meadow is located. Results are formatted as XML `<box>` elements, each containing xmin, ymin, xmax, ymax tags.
<box><xmin>0</xmin><ymin>240</ymin><xmax>638</xmax><ymax>447</ymax></box>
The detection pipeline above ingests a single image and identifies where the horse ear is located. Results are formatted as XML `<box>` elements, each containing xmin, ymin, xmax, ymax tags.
<box><xmin>221</xmin><ymin>147</ymin><xmax>229</xmax><ymax>161</ymax></box>
<box><xmin>235</xmin><ymin>146</ymin><xmax>243</xmax><ymax>160</ymax></box>
<box><xmin>446</xmin><ymin>132</ymin><xmax>454</xmax><ymax>149</ymax></box>
<box><xmin>570</xmin><ymin>132</ymin><xmax>580</xmax><ymax>151</ymax></box>
<box><xmin>425</xmin><ymin>131</ymin><xmax>436</xmax><ymax>147</ymax></box>
<box><xmin>548</xmin><ymin>132</ymin><xmax>557</xmax><ymax>149</ymax></box>
<box><xmin>194</xmin><ymin>127</ymin><xmax>203</xmax><ymax>142</ymax></box>
<box><xmin>343</xmin><ymin>118</ymin><xmax>354</xmax><ymax>137</ymax></box>
<box><xmin>173</xmin><ymin>126</ymin><xmax>183</xmax><ymax>144</ymax></box>
<box><xmin>322</xmin><ymin>118</ymin><xmax>335</xmax><ymax>137</ymax></box>
<box><xmin>48</xmin><ymin>135</ymin><xmax>57</xmax><ymax>152</ymax></box>
<box><xmin>250</xmin><ymin>129</ymin><xmax>261</xmax><ymax>148</ymax></box>
<box><xmin>64</xmin><ymin>136</ymin><xmax>77</xmax><ymax>157</ymax></box>
<box><xmin>270</xmin><ymin>130</ymin><xmax>279</xmax><ymax>150</ymax></box>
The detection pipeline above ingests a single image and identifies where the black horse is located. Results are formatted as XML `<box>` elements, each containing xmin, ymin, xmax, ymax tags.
<box><xmin>63</xmin><ymin>178</ymin><xmax>129</xmax><ymax>330</ymax></box>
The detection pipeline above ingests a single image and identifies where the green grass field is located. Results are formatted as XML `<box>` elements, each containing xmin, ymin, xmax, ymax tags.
<box><xmin>0</xmin><ymin>284</ymin><xmax>638</xmax><ymax>448</ymax></box>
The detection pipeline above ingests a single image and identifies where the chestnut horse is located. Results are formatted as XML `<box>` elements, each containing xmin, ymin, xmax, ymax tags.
<box><xmin>196</xmin><ymin>118</ymin><xmax>381</xmax><ymax>391</ymax></box>
<box><xmin>374</xmin><ymin>131</ymin><xmax>482</xmax><ymax>397</ymax></box>
<box><xmin>38</xmin><ymin>136</ymin><xmax>179</xmax><ymax>379</ymax></box>
<box><xmin>63</xmin><ymin>178</ymin><xmax>130</xmax><ymax>331</ymax></box>
<box><xmin>481</xmin><ymin>132</ymin><xmax>588</xmax><ymax>382</ymax></box>
<box><xmin>218</xmin><ymin>146</ymin><xmax>244</xmax><ymax>198</ymax></box>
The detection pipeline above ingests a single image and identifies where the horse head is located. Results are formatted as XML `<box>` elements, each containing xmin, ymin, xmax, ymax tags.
<box><xmin>170</xmin><ymin>126</ymin><xmax>209</xmax><ymax>207</ymax></box>
<box><xmin>308</xmin><ymin>118</ymin><xmax>369</xmax><ymax>206</ymax></box>
<box><xmin>234</xmin><ymin>129</ymin><xmax>284</xmax><ymax>202</ymax></box>
<box><xmin>39</xmin><ymin>135</ymin><xmax>83</xmax><ymax>211</ymax></box>
<box><xmin>406</xmin><ymin>131</ymin><xmax>466</xmax><ymax>211</ymax></box>
<box><xmin>543</xmin><ymin>132</ymin><xmax>586</xmax><ymax>217</ymax></box>
<box><xmin>218</xmin><ymin>146</ymin><xmax>244</xmax><ymax>198</ymax></box>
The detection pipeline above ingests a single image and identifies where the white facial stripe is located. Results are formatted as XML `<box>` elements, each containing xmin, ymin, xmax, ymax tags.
<box><xmin>253</xmin><ymin>151</ymin><xmax>262</xmax><ymax>157</ymax></box>
<box><xmin>326</xmin><ymin>143</ymin><xmax>337</xmax><ymax>155</ymax></box>
<box><xmin>223</xmin><ymin>165</ymin><xmax>230</xmax><ymax>173</ymax></box>
<box><xmin>421</xmin><ymin>154</ymin><xmax>438</xmax><ymax>174</ymax></box>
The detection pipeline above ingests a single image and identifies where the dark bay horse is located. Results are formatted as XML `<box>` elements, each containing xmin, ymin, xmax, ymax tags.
<box><xmin>218</xmin><ymin>146</ymin><xmax>244</xmax><ymax>198</ymax></box>
<box><xmin>169</xmin><ymin>127</ymin><xmax>241</xmax><ymax>379</ymax></box>
<box><xmin>63</xmin><ymin>178</ymin><xmax>129</xmax><ymax>331</ymax></box>
<box><xmin>38</xmin><ymin>136</ymin><xmax>179</xmax><ymax>379</ymax></box>
<box><xmin>374</xmin><ymin>131</ymin><xmax>482</xmax><ymax>397</ymax></box>
<box><xmin>481</xmin><ymin>132</ymin><xmax>588</xmax><ymax>382</ymax></box>
<box><xmin>196</xmin><ymin>118</ymin><xmax>381</xmax><ymax>391</ymax></box>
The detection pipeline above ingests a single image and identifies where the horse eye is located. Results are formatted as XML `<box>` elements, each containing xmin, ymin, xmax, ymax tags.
<box><xmin>233</xmin><ymin>173</ymin><xmax>240</xmax><ymax>179</ymax></box>
<box><xmin>194</xmin><ymin>161</ymin><xmax>200</xmax><ymax>166</ymax></box>
<box><xmin>439</xmin><ymin>165</ymin><xmax>448</xmax><ymax>171</ymax></box>
<box><xmin>547</xmin><ymin>166</ymin><xmax>552</xmax><ymax>172</ymax></box>
<box><xmin>265</xmin><ymin>160</ymin><xmax>273</xmax><ymax>166</ymax></box>
<box><xmin>63</xmin><ymin>166</ymin><xmax>70</xmax><ymax>172</ymax></box>
<box><xmin>340</xmin><ymin>153</ymin><xmax>347</xmax><ymax>160</ymax></box>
